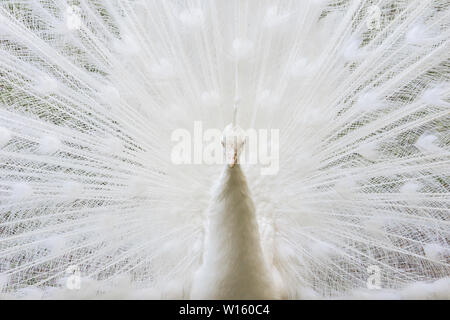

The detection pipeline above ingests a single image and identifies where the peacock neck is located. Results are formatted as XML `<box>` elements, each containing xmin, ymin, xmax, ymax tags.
<box><xmin>206</xmin><ymin>165</ymin><xmax>263</xmax><ymax>256</ymax></box>
<box><xmin>191</xmin><ymin>164</ymin><xmax>276</xmax><ymax>299</ymax></box>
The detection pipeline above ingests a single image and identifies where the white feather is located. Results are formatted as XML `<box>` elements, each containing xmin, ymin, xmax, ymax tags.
<box><xmin>0</xmin><ymin>0</ymin><xmax>448</xmax><ymax>300</ymax></box>
<box><xmin>37</xmin><ymin>135</ymin><xmax>61</xmax><ymax>155</ymax></box>
<box><xmin>0</xmin><ymin>126</ymin><xmax>11</xmax><ymax>148</ymax></box>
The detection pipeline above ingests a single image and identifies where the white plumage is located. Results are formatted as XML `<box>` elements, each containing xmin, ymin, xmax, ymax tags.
<box><xmin>0</xmin><ymin>0</ymin><xmax>449</xmax><ymax>299</ymax></box>
<box><xmin>191</xmin><ymin>164</ymin><xmax>279</xmax><ymax>299</ymax></box>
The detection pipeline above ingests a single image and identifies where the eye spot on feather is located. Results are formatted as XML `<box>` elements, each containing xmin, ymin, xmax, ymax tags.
<box><xmin>43</xmin><ymin>235</ymin><xmax>67</xmax><ymax>256</ymax></box>
<box><xmin>334</xmin><ymin>176</ymin><xmax>359</xmax><ymax>198</ymax></box>
<box><xmin>99</xmin><ymin>85</ymin><xmax>121</xmax><ymax>110</ymax></box>
<box><xmin>62</xmin><ymin>181</ymin><xmax>83</xmax><ymax>199</ymax></box>
<box><xmin>358</xmin><ymin>141</ymin><xmax>380</xmax><ymax>161</ymax></box>
<box><xmin>406</xmin><ymin>24</ymin><xmax>428</xmax><ymax>45</ymax></box>
<box><xmin>35</xmin><ymin>75</ymin><xmax>58</xmax><ymax>95</ymax></box>
<box><xmin>415</xmin><ymin>133</ymin><xmax>440</xmax><ymax>153</ymax></box>
<box><xmin>66</xmin><ymin>5</ymin><xmax>82</xmax><ymax>31</ymax></box>
<box><xmin>400</xmin><ymin>182</ymin><xmax>420</xmax><ymax>194</ymax></box>
<box><xmin>37</xmin><ymin>135</ymin><xmax>61</xmax><ymax>155</ymax></box>
<box><xmin>0</xmin><ymin>274</ymin><xmax>9</xmax><ymax>291</ymax></box>
<box><xmin>150</xmin><ymin>59</ymin><xmax>175</xmax><ymax>80</ymax></box>
<box><xmin>354</xmin><ymin>91</ymin><xmax>385</xmax><ymax>112</ymax></box>
<box><xmin>363</xmin><ymin>216</ymin><xmax>387</xmax><ymax>236</ymax></box>
<box><xmin>232</xmin><ymin>38</ymin><xmax>254</xmax><ymax>60</ymax></box>
<box><xmin>423</xmin><ymin>243</ymin><xmax>448</xmax><ymax>262</ymax></box>
<box><xmin>342</xmin><ymin>36</ymin><xmax>366</xmax><ymax>62</ymax></box>
<box><xmin>421</xmin><ymin>85</ymin><xmax>449</xmax><ymax>106</ymax></box>
<box><xmin>256</xmin><ymin>90</ymin><xmax>280</xmax><ymax>109</ymax></box>
<box><xmin>0</xmin><ymin>127</ymin><xmax>12</xmax><ymax>148</ymax></box>
<box><xmin>113</xmin><ymin>35</ymin><xmax>140</xmax><ymax>56</ymax></box>
<box><xmin>299</xmin><ymin>108</ymin><xmax>331</xmax><ymax>128</ymax></box>
<box><xmin>102</xmin><ymin>136</ymin><xmax>123</xmax><ymax>155</ymax></box>
<box><xmin>127</xmin><ymin>178</ymin><xmax>149</xmax><ymax>197</ymax></box>
<box><xmin>178</xmin><ymin>8</ymin><xmax>204</xmax><ymax>28</ymax></box>
<box><xmin>309</xmin><ymin>241</ymin><xmax>338</xmax><ymax>260</ymax></box>
<box><xmin>11</xmin><ymin>182</ymin><xmax>33</xmax><ymax>200</ymax></box>
<box><xmin>311</xmin><ymin>0</ymin><xmax>327</xmax><ymax>7</ymax></box>
<box><xmin>289</xmin><ymin>58</ymin><xmax>316</xmax><ymax>79</ymax></box>
<box><xmin>264</xmin><ymin>6</ymin><xmax>290</xmax><ymax>28</ymax></box>
<box><xmin>201</xmin><ymin>91</ymin><xmax>221</xmax><ymax>108</ymax></box>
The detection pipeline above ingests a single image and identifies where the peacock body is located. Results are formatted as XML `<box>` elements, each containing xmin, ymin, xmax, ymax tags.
<box><xmin>0</xmin><ymin>0</ymin><xmax>449</xmax><ymax>299</ymax></box>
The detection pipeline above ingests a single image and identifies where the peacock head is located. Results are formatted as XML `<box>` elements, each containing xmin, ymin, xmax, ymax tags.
<box><xmin>221</xmin><ymin>105</ymin><xmax>245</xmax><ymax>168</ymax></box>
<box><xmin>221</xmin><ymin>123</ymin><xmax>246</xmax><ymax>168</ymax></box>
